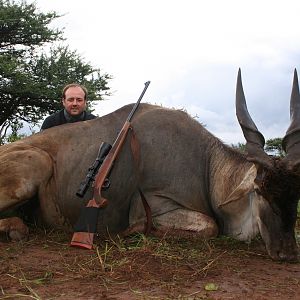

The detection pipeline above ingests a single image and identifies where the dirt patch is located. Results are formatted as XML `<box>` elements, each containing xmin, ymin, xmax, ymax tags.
<box><xmin>0</xmin><ymin>227</ymin><xmax>299</xmax><ymax>300</ymax></box>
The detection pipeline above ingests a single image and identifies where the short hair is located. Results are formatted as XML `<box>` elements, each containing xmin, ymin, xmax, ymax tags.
<box><xmin>62</xmin><ymin>83</ymin><xmax>88</xmax><ymax>100</ymax></box>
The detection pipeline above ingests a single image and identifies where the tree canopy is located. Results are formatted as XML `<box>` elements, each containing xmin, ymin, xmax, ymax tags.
<box><xmin>0</xmin><ymin>0</ymin><xmax>111</xmax><ymax>140</ymax></box>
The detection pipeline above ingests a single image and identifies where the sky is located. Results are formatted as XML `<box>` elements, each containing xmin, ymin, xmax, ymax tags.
<box><xmin>31</xmin><ymin>0</ymin><xmax>300</xmax><ymax>144</ymax></box>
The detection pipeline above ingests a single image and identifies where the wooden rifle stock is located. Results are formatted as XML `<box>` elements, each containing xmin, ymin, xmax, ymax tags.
<box><xmin>93</xmin><ymin>120</ymin><xmax>131</xmax><ymax>205</ymax></box>
<box><xmin>70</xmin><ymin>81</ymin><xmax>150</xmax><ymax>249</ymax></box>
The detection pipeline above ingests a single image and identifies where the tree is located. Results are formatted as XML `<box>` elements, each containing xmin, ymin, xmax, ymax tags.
<box><xmin>4</xmin><ymin>121</ymin><xmax>26</xmax><ymax>143</ymax></box>
<box><xmin>231</xmin><ymin>137</ymin><xmax>285</xmax><ymax>157</ymax></box>
<box><xmin>0</xmin><ymin>0</ymin><xmax>111</xmax><ymax>141</ymax></box>
<box><xmin>265</xmin><ymin>137</ymin><xmax>285</xmax><ymax>157</ymax></box>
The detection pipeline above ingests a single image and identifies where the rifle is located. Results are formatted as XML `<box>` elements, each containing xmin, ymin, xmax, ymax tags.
<box><xmin>70</xmin><ymin>81</ymin><xmax>151</xmax><ymax>249</ymax></box>
<box><xmin>76</xmin><ymin>142</ymin><xmax>112</xmax><ymax>198</ymax></box>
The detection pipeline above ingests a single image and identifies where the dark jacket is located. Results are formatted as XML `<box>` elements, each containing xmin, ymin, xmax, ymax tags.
<box><xmin>41</xmin><ymin>110</ymin><xmax>97</xmax><ymax>130</ymax></box>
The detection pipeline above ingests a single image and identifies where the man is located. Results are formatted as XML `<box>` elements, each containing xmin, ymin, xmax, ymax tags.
<box><xmin>41</xmin><ymin>83</ymin><xmax>97</xmax><ymax>130</ymax></box>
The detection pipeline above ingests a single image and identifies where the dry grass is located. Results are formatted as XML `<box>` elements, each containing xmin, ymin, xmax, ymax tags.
<box><xmin>0</xmin><ymin>220</ymin><xmax>299</xmax><ymax>299</ymax></box>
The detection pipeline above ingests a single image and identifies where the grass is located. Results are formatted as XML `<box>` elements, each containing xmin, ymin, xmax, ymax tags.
<box><xmin>0</xmin><ymin>207</ymin><xmax>299</xmax><ymax>299</ymax></box>
<box><xmin>1</xmin><ymin>271</ymin><xmax>44</xmax><ymax>300</ymax></box>
<box><xmin>0</xmin><ymin>226</ymin><xmax>299</xmax><ymax>299</ymax></box>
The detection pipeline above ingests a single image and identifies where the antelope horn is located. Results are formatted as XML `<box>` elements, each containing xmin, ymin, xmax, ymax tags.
<box><xmin>236</xmin><ymin>69</ymin><xmax>273</xmax><ymax>168</ymax></box>
<box><xmin>282</xmin><ymin>69</ymin><xmax>300</xmax><ymax>168</ymax></box>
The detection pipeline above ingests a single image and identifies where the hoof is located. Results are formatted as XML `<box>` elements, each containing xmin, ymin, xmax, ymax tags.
<box><xmin>9</xmin><ymin>229</ymin><xmax>29</xmax><ymax>241</ymax></box>
<box><xmin>0</xmin><ymin>217</ymin><xmax>29</xmax><ymax>241</ymax></box>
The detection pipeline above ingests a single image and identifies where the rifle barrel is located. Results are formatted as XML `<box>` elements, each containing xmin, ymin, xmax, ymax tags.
<box><xmin>127</xmin><ymin>81</ymin><xmax>150</xmax><ymax>122</ymax></box>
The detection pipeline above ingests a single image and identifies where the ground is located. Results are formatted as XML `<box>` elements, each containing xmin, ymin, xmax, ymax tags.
<box><xmin>0</xmin><ymin>222</ymin><xmax>299</xmax><ymax>300</ymax></box>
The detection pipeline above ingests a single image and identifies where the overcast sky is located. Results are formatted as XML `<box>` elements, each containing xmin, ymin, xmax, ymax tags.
<box><xmin>32</xmin><ymin>0</ymin><xmax>300</xmax><ymax>144</ymax></box>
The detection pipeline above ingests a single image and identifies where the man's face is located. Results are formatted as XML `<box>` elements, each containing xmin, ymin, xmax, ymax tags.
<box><xmin>62</xmin><ymin>86</ymin><xmax>87</xmax><ymax>116</ymax></box>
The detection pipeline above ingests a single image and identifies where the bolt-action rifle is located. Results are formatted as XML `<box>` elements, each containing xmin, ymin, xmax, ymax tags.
<box><xmin>75</xmin><ymin>142</ymin><xmax>112</xmax><ymax>198</ymax></box>
<box><xmin>70</xmin><ymin>81</ymin><xmax>151</xmax><ymax>249</ymax></box>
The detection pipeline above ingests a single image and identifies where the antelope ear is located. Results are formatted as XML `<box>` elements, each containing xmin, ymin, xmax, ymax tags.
<box><xmin>218</xmin><ymin>165</ymin><xmax>257</xmax><ymax>208</ymax></box>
